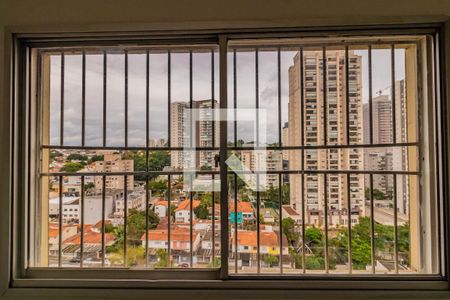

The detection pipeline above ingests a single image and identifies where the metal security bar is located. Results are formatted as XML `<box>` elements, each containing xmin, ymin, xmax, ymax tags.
<box><xmin>39</xmin><ymin>46</ymin><xmax>220</xmax><ymax>271</ymax></box>
<box><xmin>34</xmin><ymin>36</ymin><xmax>428</xmax><ymax>279</ymax></box>
<box><xmin>227</xmin><ymin>41</ymin><xmax>421</xmax><ymax>276</ymax></box>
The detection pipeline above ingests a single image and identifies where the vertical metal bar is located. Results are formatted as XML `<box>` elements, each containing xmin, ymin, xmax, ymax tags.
<box><xmin>278</xmin><ymin>48</ymin><xmax>282</xmax><ymax>147</ymax></box>
<box><xmin>81</xmin><ymin>51</ymin><xmax>86</xmax><ymax>147</ymax></box>
<box><xmin>233</xmin><ymin>48</ymin><xmax>238</xmax><ymax>272</ymax></box>
<box><xmin>212</xmin><ymin>174</ymin><xmax>216</xmax><ymax>267</ymax></box>
<box><xmin>167</xmin><ymin>175</ymin><xmax>171</xmax><ymax>267</ymax></box>
<box><xmin>278</xmin><ymin>174</ymin><xmax>283</xmax><ymax>274</ymax></box>
<box><xmin>146</xmin><ymin>50</ymin><xmax>150</xmax><ymax>149</ymax></box>
<box><xmin>80</xmin><ymin>176</ymin><xmax>85</xmax><ymax>267</ymax></box>
<box><xmin>368</xmin><ymin>46</ymin><xmax>373</xmax><ymax>144</ymax></box>
<box><xmin>346</xmin><ymin>173</ymin><xmax>352</xmax><ymax>274</ymax></box>
<box><xmin>345</xmin><ymin>46</ymin><xmax>350</xmax><ymax>146</ymax></box>
<box><xmin>233</xmin><ymin>49</ymin><xmax>237</xmax><ymax>147</ymax></box>
<box><xmin>322</xmin><ymin>47</ymin><xmax>327</xmax><ymax>146</ymax></box>
<box><xmin>391</xmin><ymin>44</ymin><xmax>397</xmax><ymax>144</ymax></box>
<box><xmin>166</xmin><ymin>50</ymin><xmax>172</xmax><ymax>266</ymax></box>
<box><xmin>190</xmin><ymin>178</ymin><xmax>194</xmax><ymax>268</ymax></box>
<box><xmin>103</xmin><ymin>51</ymin><xmax>107</xmax><ymax>147</ymax></box>
<box><xmin>393</xmin><ymin>174</ymin><xmax>399</xmax><ymax>274</ymax></box>
<box><xmin>58</xmin><ymin>176</ymin><xmax>63</xmax><ymax>267</ymax></box>
<box><xmin>234</xmin><ymin>173</ymin><xmax>238</xmax><ymax>273</ymax></box>
<box><xmin>167</xmin><ymin>50</ymin><xmax>171</xmax><ymax>148</ymax></box>
<box><xmin>123</xmin><ymin>175</ymin><xmax>128</xmax><ymax>266</ymax></box>
<box><xmin>211</xmin><ymin>49</ymin><xmax>215</xmax><ymax>148</ymax></box>
<box><xmin>145</xmin><ymin>50</ymin><xmax>150</xmax><ymax>268</ymax></box>
<box><xmin>124</xmin><ymin>51</ymin><xmax>128</xmax><ymax>148</ymax></box>
<box><xmin>219</xmin><ymin>35</ymin><xmax>229</xmax><ymax>279</ymax></box>
<box><xmin>189</xmin><ymin>49</ymin><xmax>194</xmax><ymax>268</ymax></box>
<box><xmin>370</xmin><ymin>173</ymin><xmax>375</xmax><ymax>274</ymax></box>
<box><xmin>256</xmin><ymin>49</ymin><xmax>259</xmax><ymax>147</ymax></box>
<box><xmin>323</xmin><ymin>173</ymin><xmax>329</xmax><ymax>273</ymax></box>
<box><xmin>124</xmin><ymin>51</ymin><xmax>129</xmax><ymax>264</ymax></box>
<box><xmin>211</xmin><ymin>50</ymin><xmax>216</xmax><ymax>267</ymax></box>
<box><xmin>101</xmin><ymin>175</ymin><xmax>106</xmax><ymax>267</ymax></box>
<box><xmin>345</xmin><ymin>47</ymin><xmax>352</xmax><ymax>274</ymax></box>
<box><xmin>255</xmin><ymin>48</ymin><xmax>261</xmax><ymax>274</ymax></box>
<box><xmin>299</xmin><ymin>48</ymin><xmax>306</xmax><ymax>274</ymax></box>
<box><xmin>256</xmin><ymin>174</ymin><xmax>261</xmax><ymax>274</ymax></box>
<box><xmin>60</xmin><ymin>53</ymin><xmax>65</xmax><ymax>146</ymax></box>
<box><xmin>145</xmin><ymin>174</ymin><xmax>149</xmax><ymax>268</ymax></box>
<box><xmin>322</xmin><ymin>48</ymin><xmax>329</xmax><ymax>274</ymax></box>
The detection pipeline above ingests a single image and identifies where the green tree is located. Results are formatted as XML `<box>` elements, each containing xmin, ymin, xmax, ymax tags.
<box><xmin>305</xmin><ymin>227</ymin><xmax>323</xmax><ymax>246</ymax></box>
<box><xmin>84</xmin><ymin>182</ymin><xmax>95</xmax><ymax>190</ymax></box>
<box><xmin>50</xmin><ymin>150</ymin><xmax>62</xmax><ymax>160</ymax></box>
<box><xmin>154</xmin><ymin>249</ymin><xmax>169</xmax><ymax>268</ymax></box>
<box><xmin>67</xmin><ymin>153</ymin><xmax>88</xmax><ymax>161</ymax></box>
<box><xmin>365</xmin><ymin>187</ymin><xmax>386</xmax><ymax>200</ymax></box>
<box><xmin>305</xmin><ymin>254</ymin><xmax>325</xmax><ymax>270</ymax></box>
<box><xmin>60</xmin><ymin>162</ymin><xmax>85</xmax><ymax>172</ymax></box>
<box><xmin>88</xmin><ymin>154</ymin><xmax>104</xmax><ymax>164</ymax></box>
<box><xmin>201</xmin><ymin>193</ymin><xmax>213</xmax><ymax>207</ymax></box>
<box><xmin>169</xmin><ymin>204</ymin><xmax>177</xmax><ymax>218</ymax></box>
<box><xmin>127</xmin><ymin>209</ymin><xmax>160</xmax><ymax>242</ymax></box>
<box><xmin>109</xmin><ymin>209</ymin><xmax>160</xmax><ymax>254</ymax></box>
<box><xmin>147</xmin><ymin>180</ymin><xmax>167</xmax><ymax>196</ymax></box>
<box><xmin>194</xmin><ymin>204</ymin><xmax>209</xmax><ymax>220</ymax></box>
<box><xmin>263</xmin><ymin>255</ymin><xmax>279</xmax><ymax>267</ymax></box>
<box><xmin>282</xmin><ymin>217</ymin><xmax>299</xmax><ymax>246</ymax></box>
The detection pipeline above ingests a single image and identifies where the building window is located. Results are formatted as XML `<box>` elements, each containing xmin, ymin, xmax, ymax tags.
<box><xmin>14</xmin><ymin>31</ymin><xmax>444</xmax><ymax>287</ymax></box>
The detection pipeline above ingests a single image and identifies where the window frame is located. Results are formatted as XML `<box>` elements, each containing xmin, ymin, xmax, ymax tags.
<box><xmin>6</xmin><ymin>25</ymin><xmax>450</xmax><ymax>292</ymax></box>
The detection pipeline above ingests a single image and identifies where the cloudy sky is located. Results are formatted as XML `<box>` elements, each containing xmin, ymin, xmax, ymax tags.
<box><xmin>49</xmin><ymin>47</ymin><xmax>405</xmax><ymax>147</ymax></box>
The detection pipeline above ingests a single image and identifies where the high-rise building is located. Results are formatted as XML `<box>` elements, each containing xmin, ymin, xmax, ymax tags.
<box><xmin>240</xmin><ymin>145</ymin><xmax>283</xmax><ymax>189</ymax></box>
<box><xmin>170</xmin><ymin>100</ymin><xmax>220</xmax><ymax>170</ymax></box>
<box><xmin>93</xmin><ymin>153</ymin><xmax>134</xmax><ymax>192</ymax></box>
<box><xmin>287</xmin><ymin>50</ymin><xmax>365</xmax><ymax>226</ymax></box>
<box><xmin>363</xmin><ymin>80</ymin><xmax>409</xmax><ymax>214</ymax></box>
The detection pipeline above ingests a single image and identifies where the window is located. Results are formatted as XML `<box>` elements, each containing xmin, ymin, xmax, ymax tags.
<box><xmin>11</xmin><ymin>30</ymin><xmax>445</xmax><ymax>289</ymax></box>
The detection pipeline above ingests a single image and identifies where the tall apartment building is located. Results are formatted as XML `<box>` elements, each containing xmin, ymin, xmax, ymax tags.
<box><xmin>93</xmin><ymin>153</ymin><xmax>134</xmax><ymax>192</ymax></box>
<box><xmin>363</xmin><ymin>80</ymin><xmax>409</xmax><ymax>214</ymax></box>
<box><xmin>240</xmin><ymin>145</ymin><xmax>283</xmax><ymax>189</ymax></box>
<box><xmin>170</xmin><ymin>100</ymin><xmax>220</xmax><ymax>170</ymax></box>
<box><xmin>287</xmin><ymin>50</ymin><xmax>365</xmax><ymax>226</ymax></box>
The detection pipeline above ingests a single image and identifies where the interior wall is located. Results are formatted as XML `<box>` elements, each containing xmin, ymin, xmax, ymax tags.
<box><xmin>1</xmin><ymin>0</ymin><xmax>449</xmax><ymax>298</ymax></box>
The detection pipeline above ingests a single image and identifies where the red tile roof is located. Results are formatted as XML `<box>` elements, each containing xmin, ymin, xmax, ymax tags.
<box><xmin>140</xmin><ymin>228</ymin><xmax>198</xmax><ymax>243</ymax></box>
<box><xmin>63</xmin><ymin>231</ymin><xmax>115</xmax><ymax>245</ymax></box>
<box><xmin>155</xmin><ymin>200</ymin><xmax>169</xmax><ymax>207</ymax></box>
<box><xmin>230</xmin><ymin>230</ymin><xmax>286</xmax><ymax>247</ymax></box>
<box><xmin>175</xmin><ymin>199</ymin><xmax>201</xmax><ymax>211</ymax></box>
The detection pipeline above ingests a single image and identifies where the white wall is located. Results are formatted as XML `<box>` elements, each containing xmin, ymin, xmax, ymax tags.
<box><xmin>1</xmin><ymin>0</ymin><xmax>450</xmax><ymax>298</ymax></box>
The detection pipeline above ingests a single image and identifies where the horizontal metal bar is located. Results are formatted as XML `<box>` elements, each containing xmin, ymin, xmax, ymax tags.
<box><xmin>41</xmin><ymin>169</ymin><xmax>420</xmax><ymax>177</ymax></box>
<box><xmin>226</xmin><ymin>40</ymin><xmax>419</xmax><ymax>50</ymax></box>
<box><xmin>41</xmin><ymin>145</ymin><xmax>220</xmax><ymax>151</ymax></box>
<box><xmin>41</xmin><ymin>142</ymin><xmax>418</xmax><ymax>152</ymax></box>
<box><xmin>23</xmin><ymin>267</ymin><xmax>444</xmax><ymax>282</ymax></box>
<box><xmin>40</xmin><ymin>170</ymin><xmax>221</xmax><ymax>176</ymax></box>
